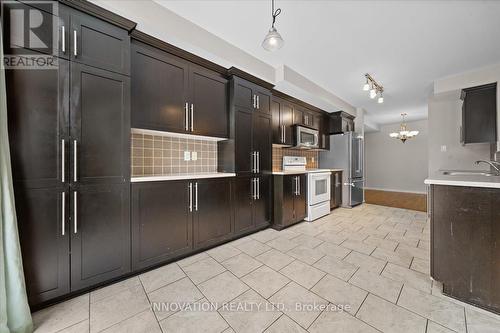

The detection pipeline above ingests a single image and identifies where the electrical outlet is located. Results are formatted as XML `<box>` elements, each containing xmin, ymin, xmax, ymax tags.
<box><xmin>440</xmin><ymin>145</ymin><xmax>447</xmax><ymax>152</ymax></box>
<box><xmin>311</xmin><ymin>157</ymin><xmax>315</xmax><ymax>163</ymax></box>
<box><xmin>191</xmin><ymin>151</ymin><xmax>198</xmax><ymax>161</ymax></box>
<box><xmin>184</xmin><ymin>151</ymin><xmax>191</xmax><ymax>161</ymax></box>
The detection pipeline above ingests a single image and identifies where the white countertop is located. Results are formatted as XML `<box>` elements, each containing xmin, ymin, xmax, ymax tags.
<box><xmin>131</xmin><ymin>173</ymin><xmax>236</xmax><ymax>182</ymax></box>
<box><xmin>425</xmin><ymin>172</ymin><xmax>500</xmax><ymax>189</ymax></box>
<box><xmin>272</xmin><ymin>168</ymin><xmax>343</xmax><ymax>175</ymax></box>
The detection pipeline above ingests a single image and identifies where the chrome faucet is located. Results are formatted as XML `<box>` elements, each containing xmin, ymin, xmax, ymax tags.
<box><xmin>475</xmin><ymin>160</ymin><xmax>500</xmax><ymax>175</ymax></box>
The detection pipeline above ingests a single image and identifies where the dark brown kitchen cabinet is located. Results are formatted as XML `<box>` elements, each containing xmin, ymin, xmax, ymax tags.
<box><xmin>431</xmin><ymin>185</ymin><xmax>500</xmax><ymax>313</ymax></box>
<box><xmin>2</xmin><ymin>1</ymin><xmax>70</xmax><ymax>59</ymax></box>
<box><xmin>329</xmin><ymin>111</ymin><xmax>355</xmax><ymax>134</ymax></box>
<box><xmin>189</xmin><ymin>65</ymin><xmax>228</xmax><ymax>138</ymax></box>
<box><xmin>318</xmin><ymin>114</ymin><xmax>330</xmax><ymax>150</ymax></box>
<box><xmin>6</xmin><ymin>57</ymin><xmax>69</xmax><ymax>189</ymax></box>
<box><xmin>70</xmin><ymin>9</ymin><xmax>130</xmax><ymax>75</ymax></box>
<box><xmin>193</xmin><ymin>178</ymin><xmax>233</xmax><ymax>248</ymax></box>
<box><xmin>253</xmin><ymin>113</ymin><xmax>272</xmax><ymax>174</ymax></box>
<box><xmin>272</xmin><ymin>174</ymin><xmax>307</xmax><ymax>230</ymax></box>
<box><xmin>461</xmin><ymin>83</ymin><xmax>497</xmax><ymax>144</ymax></box>
<box><xmin>15</xmin><ymin>187</ymin><xmax>70</xmax><ymax>306</ymax></box>
<box><xmin>271</xmin><ymin>97</ymin><xmax>293</xmax><ymax>146</ymax></box>
<box><xmin>132</xmin><ymin>181</ymin><xmax>192</xmax><ymax>270</ymax></box>
<box><xmin>293</xmin><ymin>107</ymin><xmax>318</xmax><ymax>129</ymax></box>
<box><xmin>232</xmin><ymin>76</ymin><xmax>271</xmax><ymax>114</ymax></box>
<box><xmin>131</xmin><ymin>41</ymin><xmax>189</xmax><ymax>133</ymax></box>
<box><xmin>233</xmin><ymin>175</ymin><xmax>271</xmax><ymax>235</ymax></box>
<box><xmin>331</xmin><ymin>171</ymin><xmax>342</xmax><ymax>209</ymax></box>
<box><xmin>71</xmin><ymin>63</ymin><xmax>130</xmax><ymax>185</ymax></box>
<box><xmin>131</xmin><ymin>40</ymin><xmax>228</xmax><ymax>138</ymax></box>
<box><xmin>70</xmin><ymin>184</ymin><xmax>131</xmax><ymax>291</ymax></box>
<box><xmin>233</xmin><ymin>176</ymin><xmax>254</xmax><ymax>234</ymax></box>
<box><xmin>221</xmin><ymin>76</ymin><xmax>272</xmax><ymax>175</ymax></box>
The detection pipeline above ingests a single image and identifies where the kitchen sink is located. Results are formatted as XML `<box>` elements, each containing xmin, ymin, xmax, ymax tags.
<box><xmin>441</xmin><ymin>170</ymin><xmax>497</xmax><ymax>177</ymax></box>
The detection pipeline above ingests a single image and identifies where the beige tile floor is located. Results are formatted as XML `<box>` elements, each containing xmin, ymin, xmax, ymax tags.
<box><xmin>32</xmin><ymin>204</ymin><xmax>500</xmax><ymax>333</ymax></box>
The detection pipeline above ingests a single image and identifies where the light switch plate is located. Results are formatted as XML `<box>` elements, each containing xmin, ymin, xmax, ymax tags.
<box><xmin>191</xmin><ymin>151</ymin><xmax>198</xmax><ymax>161</ymax></box>
<box><xmin>184</xmin><ymin>151</ymin><xmax>191</xmax><ymax>161</ymax></box>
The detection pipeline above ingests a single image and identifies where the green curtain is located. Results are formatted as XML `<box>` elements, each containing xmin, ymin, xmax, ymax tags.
<box><xmin>0</xmin><ymin>24</ymin><xmax>34</xmax><ymax>333</ymax></box>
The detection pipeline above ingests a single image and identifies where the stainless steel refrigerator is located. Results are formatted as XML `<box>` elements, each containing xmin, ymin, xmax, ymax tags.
<box><xmin>319</xmin><ymin>131</ymin><xmax>364</xmax><ymax>207</ymax></box>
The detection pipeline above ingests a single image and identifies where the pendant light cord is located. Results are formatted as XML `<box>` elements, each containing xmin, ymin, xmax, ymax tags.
<box><xmin>271</xmin><ymin>0</ymin><xmax>281</xmax><ymax>28</ymax></box>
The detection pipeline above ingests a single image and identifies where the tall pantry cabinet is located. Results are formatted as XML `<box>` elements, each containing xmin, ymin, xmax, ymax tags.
<box><xmin>4</xmin><ymin>1</ymin><xmax>133</xmax><ymax>307</ymax></box>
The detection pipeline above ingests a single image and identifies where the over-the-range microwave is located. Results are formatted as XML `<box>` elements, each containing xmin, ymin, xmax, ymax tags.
<box><xmin>293</xmin><ymin>125</ymin><xmax>319</xmax><ymax>149</ymax></box>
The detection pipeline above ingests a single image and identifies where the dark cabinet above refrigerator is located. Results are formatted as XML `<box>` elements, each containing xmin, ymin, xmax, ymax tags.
<box><xmin>328</xmin><ymin>111</ymin><xmax>355</xmax><ymax>134</ymax></box>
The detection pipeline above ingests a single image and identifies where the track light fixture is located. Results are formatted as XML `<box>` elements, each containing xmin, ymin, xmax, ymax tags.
<box><xmin>363</xmin><ymin>73</ymin><xmax>384</xmax><ymax>103</ymax></box>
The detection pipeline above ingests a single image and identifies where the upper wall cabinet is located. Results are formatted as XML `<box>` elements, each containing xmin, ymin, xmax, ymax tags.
<box><xmin>131</xmin><ymin>41</ymin><xmax>228</xmax><ymax>138</ymax></box>
<box><xmin>461</xmin><ymin>83</ymin><xmax>497</xmax><ymax>144</ymax></box>
<box><xmin>233</xmin><ymin>78</ymin><xmax>271</xmax><ymax>114</ymax></box>
<box><xmin>2</xmin><ymin>2</ymin><xmax>131</xmax><ymax>75</ymax></box>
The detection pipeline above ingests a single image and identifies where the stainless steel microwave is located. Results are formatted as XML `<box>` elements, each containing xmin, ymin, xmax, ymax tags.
<box><xmin>294</xmin><ymin>125</ymin><xmax>319</xmax><ymax>149</ymax></box>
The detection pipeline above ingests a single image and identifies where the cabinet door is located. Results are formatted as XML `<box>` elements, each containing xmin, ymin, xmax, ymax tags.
<box><xmin>189</xmin><ymin>66</ymin><xmax>228</xmax><ymax>138</ymax></box>
<box><xmin>233</xmin><ymin>78</ymin><xmax>255</xmax><ymax>110</ymax></box>
<box><xmin>131</xmin><ymin>181</ymin><xmax>192</xmax><ymax>270</ymax></box>
<box><xmin>15</xmin><ymin>187</ymin><xmax>70</xmax><ymax>306</ymax></box>
<box><xmin>193</xmin><ymin>178</ymin><xmax>232</xmax><ymax>248</ymax></box>
<box><xmin>70</xmin><ymin>9</ymin><xmax>130</xmax><ymax>75</ymax></box>
<box><xmin>71</xmin><ymin>63</ymin><xmax>130</xmax><ymax>185</ymax></box>
<box><xmin>255</xmin><ymin>89</ymin><xmax>271</xmax><ymax>114</ymax></box>
<box><xmin>70</xmin><ymin>184</ymin><xmax>130</xmax><ymax>291</ymax></box>
<box><xmin>253</xmin><ymin>114</ymin><xmax>272</xmax><ymax>173</ymax></box>
<box><xmin>233</xmin><ymin>176</ymin><xmax>254</xmax><ymax>234</ymax></box>
<box><xmin>462</xmin><ymin>84</ymin><xmax>497</xmax><ymax>144</ymax></box>
<box><xmin>281</xmin><ymin>103</ymin><xmax>294</xmax><ymax>145</ymax></box>
<box><xmin>271</xmin><ymin>99</ymin><xmax>281</xmax><ymax>144</ymax></box>
<box><xmin>253</xmin><ymin>175</ymin><xmax>271</xmax><ymax>227</ymax></box>
<box><xmin>6</xmin><ymin>57</ymin><xmax>69</xmax><ymax>189</ymax></box>
<box><xmin>294</xmin><ymin>175</ymin><xmax>307</xmax><ymax>221</ymax></box>
<box><xmin>2</xmin><ymin>1</ymin><xmax>69</xmax><ymax>59</ymax></box>
<box><xmin>131</xmin><ymin>42</ymin><xmax>189</xmax><ymax>133</ymax></box>
<box><xmin>282</xmin><ymin>176</ymin><xmax>296</xmax><ymax>225</ymax></box>
<box><xmin>235</xmin><ymin>108</ymin><xmax>254</xmax><ymax>174</ymax></box>
<box><xmin>293</xmin><ymin>107</ymin><xmax>304</xmax><ymax>126</ymax></box>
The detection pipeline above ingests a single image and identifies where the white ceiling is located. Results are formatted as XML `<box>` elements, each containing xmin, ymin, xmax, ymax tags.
<box><xmin>155</xmin><ymin>0</ymin><xmax>500</xmax><ymax>126</ymax></box>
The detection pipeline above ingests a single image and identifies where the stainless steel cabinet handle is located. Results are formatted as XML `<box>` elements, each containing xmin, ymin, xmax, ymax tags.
<box><xmin>190</xmin><ymin>104</ymin><xmax>194</xmax><ymax>131</ymax></box>
<box><xmin>295</xmin><ymin>177</ymin><xmax>299</xmax><ymax>195</ymax></box>
<box><xmin>194</xmin><ymin>182</ymin><xmax>198</xmax><ymax>211</ymax></box>
<box><xmin>73</xmin><ymin>140</ymin><xmax>77</xmax><ymax>182</ymax></box>
<box><xmin>257</xmin><ymin>178</ymin><xmax>260</xmax><ymax>199</ymax></box>
<box><xmin>188</xmin><ymin>183</ymin><xmax>193</xmax><ymax>212</ymax></box>
<box><xmin>257</xmin><ymin>95</ymin><xmax>260</xmax><ymax>109</ymax></box>
<box><xmin>73</xmin><ymin>191</ymin><xmax>77</xmax><ymax>234</ymax></box>
<box><xmin>61</xmin><ymin>139</ymin><xmax>65</xmax><ymax>183</ymax></box>
<box><xmin>253</xmin><ymin>95</ymin><xmax>256</xmax><ymax>108</ymax></box>
<box><xmin>73</xmin><ymin>30</ymin><xmax>77</xmax><ymax>56</ymax></box>
<box><xmin>61</xmin><ymin>192</ymin><xmax>65</xmax><ymax>236</ymax></box>
<box><xmin>256</xmin><ymin>151</ymin><xmax>260</xmax><ymax>173</ymax></box>
<box><xmin>252</xmin><ymin>151</ymin><xmax>257</xmax><ymax>173</ymax></box>
<box><xmin>297</xmin><ymin>177</ymin><xmax>300</xmax><ymax>195</ymax></box>
<box><xmin>185</xmin><ymin>102</ymin><xmax>189</xmax><ymax>131</ymax></box>
<box><xmin>61</xmin><ymin>26</ymin><xmax>66</xmax><ymax>53</ymax></box>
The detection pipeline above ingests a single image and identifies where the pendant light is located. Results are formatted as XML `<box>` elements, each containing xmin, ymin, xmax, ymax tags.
<box><xmin>262</xmin><ymin>0</ymin><xmax>284</xmax><ymax>51</ymax></box>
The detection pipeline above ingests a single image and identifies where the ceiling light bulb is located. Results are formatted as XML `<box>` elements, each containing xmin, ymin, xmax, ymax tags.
<box><xmin>363</xmin><ymin>80</ymin><xmax>370</xmax><ymax>91</ymax></box>
<box><xmin>377</xmin><ymin>94</ymin><xmax>384</xmax><ymax>104</ymax></box>
<box><xmin>262</xmin><ymin>27</ymin><xmax>284</xmax><ymax>51</ymax></box>
<box><xmin>369</xmin><ymin>89</ymin><xmax>377</xmax><ymax>99</ymax></box>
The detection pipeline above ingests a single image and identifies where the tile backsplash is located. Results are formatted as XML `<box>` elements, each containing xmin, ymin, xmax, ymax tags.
<box><xmin>272</xmin><ymin>147</ymin><xmax>319</xmax><ymax>171</ymax></box>
<box><xmin>131</xmin><ymin>132</ymin><xmax>217</xmax><ymax>177</ymax></box>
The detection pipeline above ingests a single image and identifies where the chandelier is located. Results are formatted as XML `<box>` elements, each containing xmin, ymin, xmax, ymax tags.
<box><xmin>389</xmin><ymin>113</ymin><xmax>419</xmax><ymax>143</ymax></box>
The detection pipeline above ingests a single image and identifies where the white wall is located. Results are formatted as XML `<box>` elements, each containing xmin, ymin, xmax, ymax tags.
<box><xmin>428</xmin><ymin>91</ymin><xmax>491</xmax><ymax>174</ymax></box>
<box><xmin>365</xmin><ymin>119</ymin><xmax>428</xmax><ymax>193</ymax></box>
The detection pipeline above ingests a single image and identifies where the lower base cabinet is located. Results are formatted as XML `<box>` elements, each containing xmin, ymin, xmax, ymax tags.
<box><xmin>233</xmin><ymin>175</ymin><xmax>271</xmax><ymax>235</ymax></box>
<box><xmin>15</xmin><ymin>183</ymin><xmax>131</xmax><ymax>306</ymax></box>
<box><xmin>272</xmin><ymin>174</ymin><xmax>307</xmax><ymax>230</ymax></box>
<box><xmin>132</xmin><ymin>177</ymin><xmax>233</xmax><ymax>270</ymax></box>
<box><xmin>331</xmin><ymin>171</ymin><xmax>342</xmax><ymax>209</ymax></box>
<box><xmin>131</xmin><ymin>180</ymin><xmax>192</xmax><ymax>270</ymax></box>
